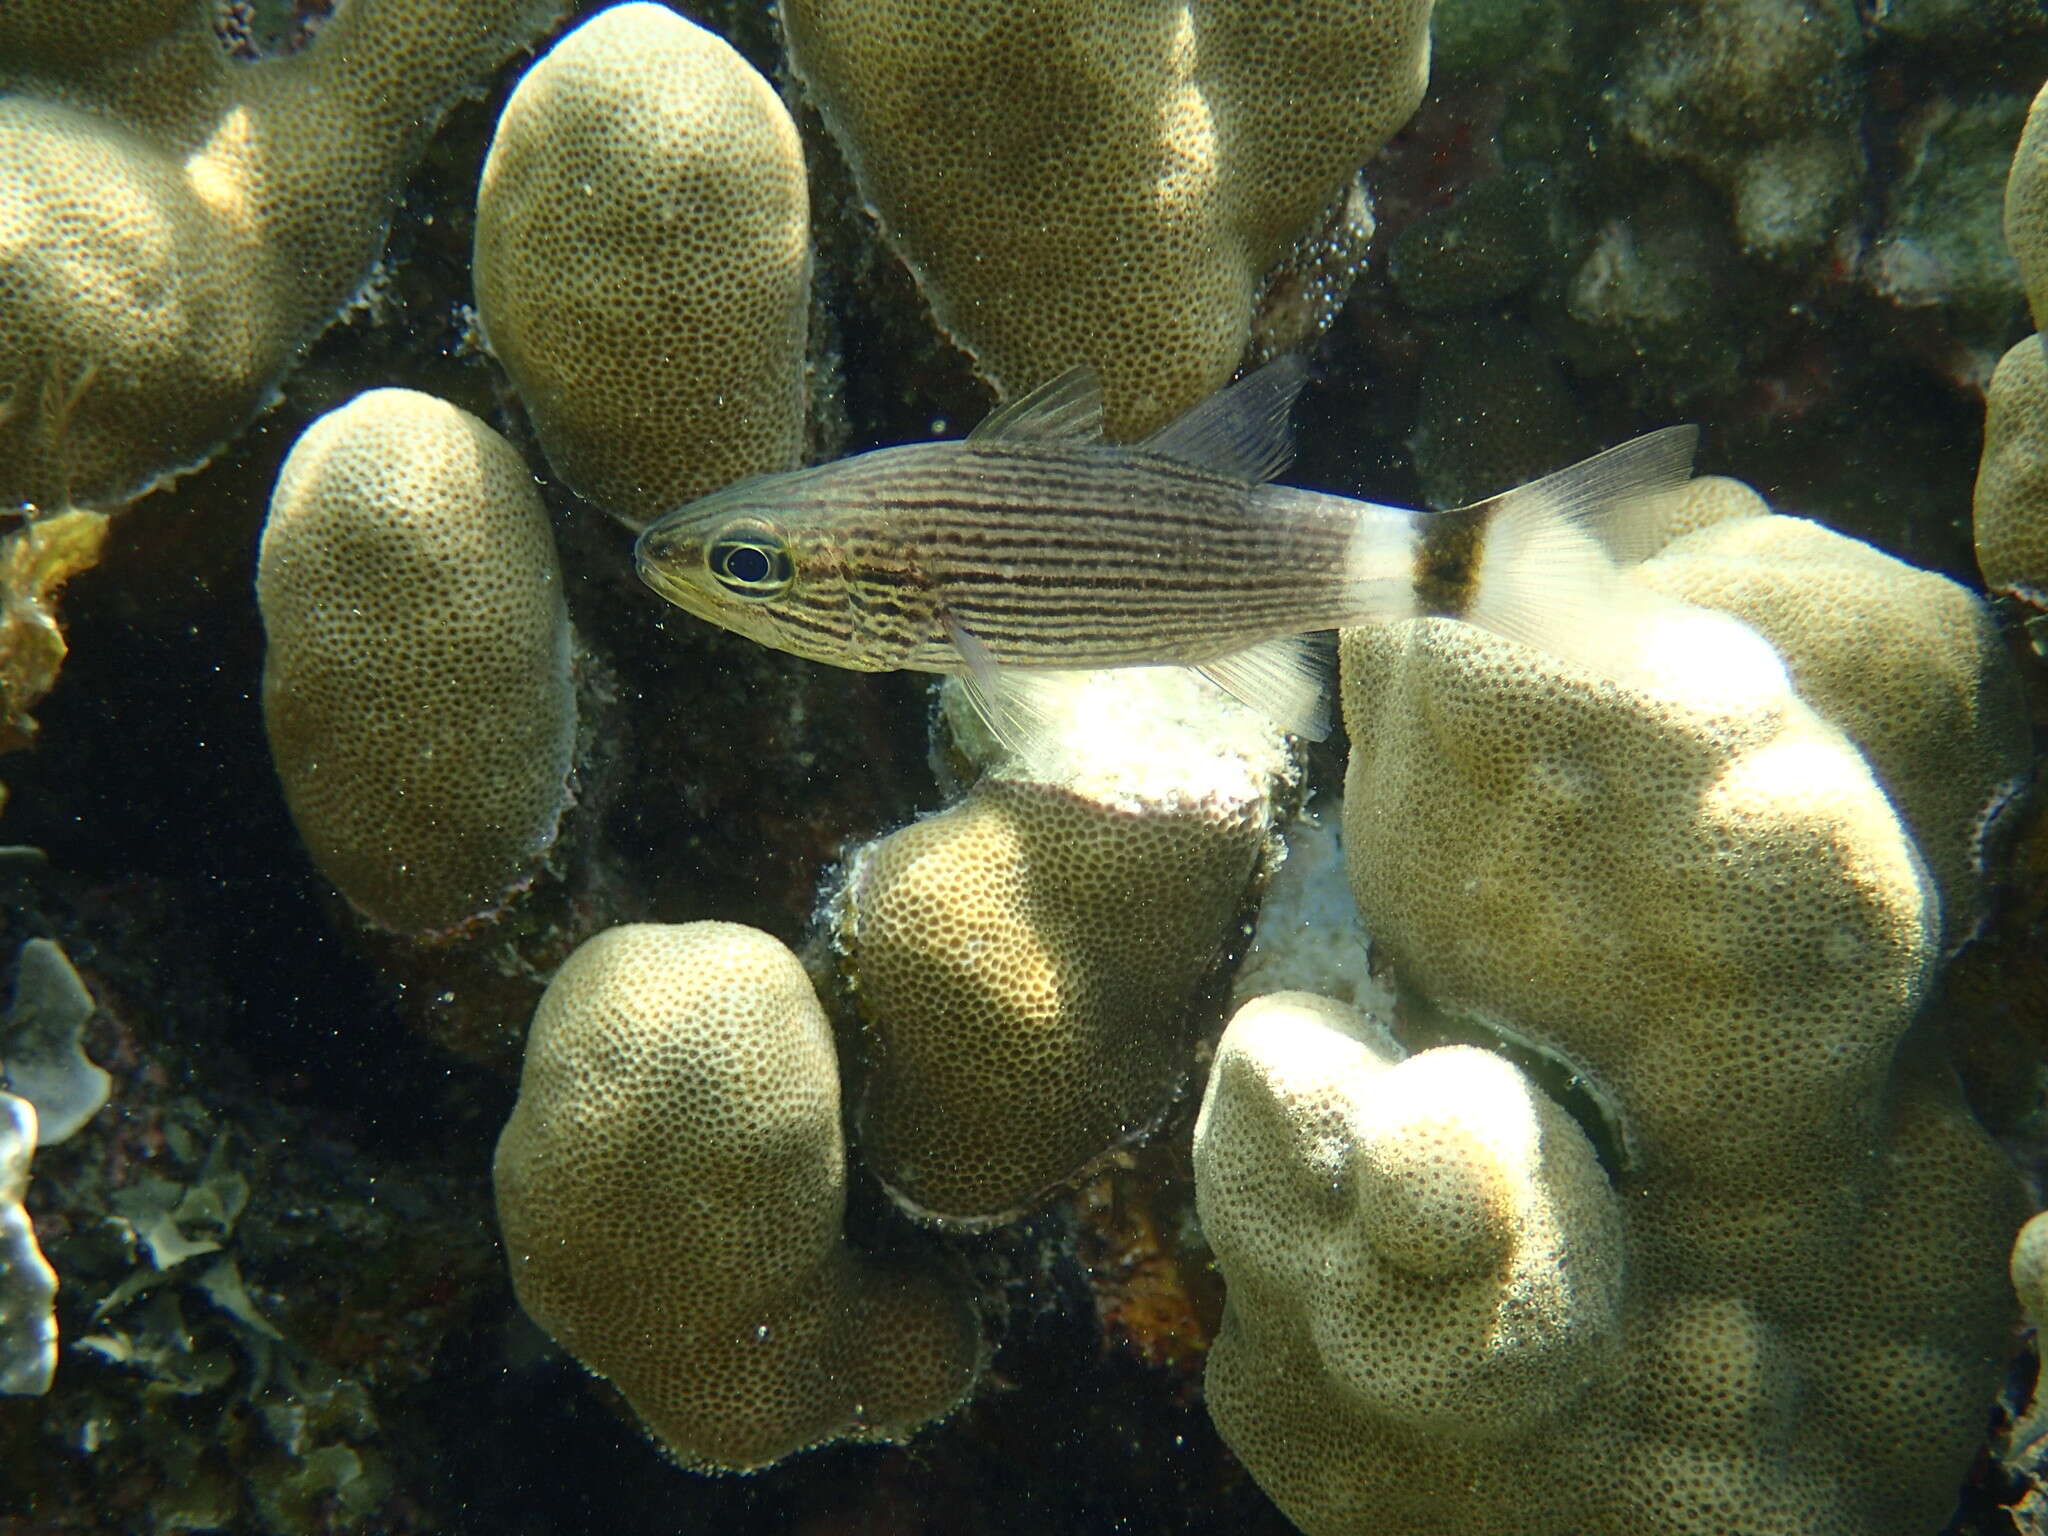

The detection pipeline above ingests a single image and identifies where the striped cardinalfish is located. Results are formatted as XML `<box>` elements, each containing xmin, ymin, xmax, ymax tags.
<box><xmin>633</xmin><ymin>356</ymin><xmax>1696</xmax><ymax>747</ymax></box>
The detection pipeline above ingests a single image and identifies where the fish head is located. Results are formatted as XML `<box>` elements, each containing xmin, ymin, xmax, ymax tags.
<box><xmin>634</xmin><ymin>477</ymin><xmax>868</xmax><ymax>667</ymax></box>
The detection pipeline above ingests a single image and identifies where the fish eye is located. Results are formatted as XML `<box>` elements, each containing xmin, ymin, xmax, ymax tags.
<box><xmin>708</xmin><ymin>521</ymin><xmax>793</xmax><ymax>600</ymax></box>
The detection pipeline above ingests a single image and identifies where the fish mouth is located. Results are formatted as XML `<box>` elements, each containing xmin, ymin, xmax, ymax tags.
<box><xmin>633</xmin><ymin>519</ymin><xmax>705</xmax><ymax>611</ymax></box>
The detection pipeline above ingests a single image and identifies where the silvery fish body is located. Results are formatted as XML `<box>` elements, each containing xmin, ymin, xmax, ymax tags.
<box><xmin>634</xmin><ymin>357</ymin><xmax>1696</xmax><ymax>740</ymax></box>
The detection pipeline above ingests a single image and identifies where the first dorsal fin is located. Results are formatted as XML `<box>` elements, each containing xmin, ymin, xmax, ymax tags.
<box><xmin>968</xmin><ymin>367</ymin><xmax>1105</xmax><ymax>444</ymax></box>
<box><xmin>1138</xmin><ymin>354</ymin><xmax>1310</xmax><ymax>484</ymax></box>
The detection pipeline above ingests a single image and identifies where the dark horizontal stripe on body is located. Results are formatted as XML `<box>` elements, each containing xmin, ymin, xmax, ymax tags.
<box><xmin>941</xmin><ymin>592</ymin><xmax>1343</xmax><ymax>630</ymax></box>
<box><xmin>809</xmin><ymin>478</ymin><xmax>1306</xmax><ymax>535</ymax></box>
<box><xmin>874</xmin><ymin>600</ymin><xmax>1355</xmax><ymax>646</ymax></box>
<box><xmin>853</xmin><ymin>475</ymin><xmax>1250</xmax><ymax>513</ymax></box>
<box><xmin>836</xmin><ymin>564</ymin><xmax>930</xmax><ymax>592</ymax></box>
<box><xmin>925</xmin><ymin>609</ymin><xmax>1331</xmax><ymax>648</ymax></box>
<box><xmin>831</xmin><ymin>512</ymin><xmax>1301</xmax><ymax>558</ymax></box>
<box><xmin>929</xmin><ymin>566</ymin><xmax>1338</xmax><ymax>595</ymax></box>
<box><xmin>769</xmin><ymin>604</ymin><xmax>858</xmax><ymax>643</ymax></box>
<box><xmin>935</xmin><ymin>569</ymin><xmax>1349</xmax><ymax>605</ymax></box>
<box><xmin>836</xmin><ymin>520</ymin><xmax>1354</xmax><ymax>564</ymax></box>
<box><xmin>907</xmin><ymin>640</ymin><xmax>1205</xmax><ymax>667</ymax></box>
<box><xmin>819</xmin><ymin>575</ymin><xmax>1367</xmax><ymax>639</ymax></box>
<box><xmin>850</xmin><ymin>511</ymin><xmax>1333</xmax><ymax>555</ymax></box>
<box><xmin>851</xmin><ymin>449</ymin><xmax>1244</xmax><ymax>488</ymax></box>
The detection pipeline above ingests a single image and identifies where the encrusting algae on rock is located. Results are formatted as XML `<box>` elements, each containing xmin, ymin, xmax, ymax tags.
<box><xmin>0</xmin><ymin>509</ymin><xmax>106</xmax><ymax>795</ymax></box>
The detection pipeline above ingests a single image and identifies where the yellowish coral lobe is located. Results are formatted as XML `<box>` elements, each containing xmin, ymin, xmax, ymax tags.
<box><xmin>0</xmin><ymin>507</ymin><xmax>108</xmax><ymax>757</ymax></box>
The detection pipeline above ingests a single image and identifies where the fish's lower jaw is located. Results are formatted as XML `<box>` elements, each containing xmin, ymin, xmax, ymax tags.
<box><xmin>635</xmin><ymin>562</ymin><xmax>705</xmax><ymax>618</ymax></box>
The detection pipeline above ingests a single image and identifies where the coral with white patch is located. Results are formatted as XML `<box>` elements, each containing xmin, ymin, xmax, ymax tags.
<box><xmin>1194</xmin><ymin>483</ymin><xmax>2028</xmax><ymax>1534</ymax></box>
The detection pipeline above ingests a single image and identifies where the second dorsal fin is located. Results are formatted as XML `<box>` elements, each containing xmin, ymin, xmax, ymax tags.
<box><xmin>1139</xmin><ymin>355</ymin><xmax>1309</xmax><ymax>484</ymax></box>
<box><xmin>968</xmin><ymin>367</ymin><xmax>1106</xmax><ymax>444</ymax></box>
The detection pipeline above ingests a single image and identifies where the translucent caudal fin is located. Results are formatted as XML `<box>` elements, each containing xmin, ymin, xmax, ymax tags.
<box><xmin>1493</xmin><ymin>424</ymin><xmax>1700</xmax><ymax>564</ymax></box>
<box><xmin>1454</xmin><ymin>425</ymin><xmax>1702</xmax><ymax>682</ymax></box>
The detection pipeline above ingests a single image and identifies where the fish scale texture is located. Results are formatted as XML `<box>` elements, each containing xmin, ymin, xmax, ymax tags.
<box><xmin>1191</xmin><ymin>490</ymin><xmax>2027</xmax><ymax>1535</ymax></box>
<box><xmin>257</xmin><ymin>389</ymin><xmax>575</xmax><ymax>936</ymax></box>
<box><xmin>781</xmin><ymin>0</ymin><xmax>1433</xmax><ymax>438</ymax></box>
<box><xmin>474</xmin><ymin>4</ymin><xmax>809</xmax><ymax>531</ymax></box>
<box><xmin>493</xmin><ymin>922</ymin><xmax>979</xmax><ymax>1472</ymax></box>
<box><xmin>836</xmin><ymin>671</ymin><xmax>1296</xmax><ymax>1225</ymax></box>
<box><xmin>0</xmin><ymin>0</ymin><xmax>562</xmax><ymax>510</ymax></box>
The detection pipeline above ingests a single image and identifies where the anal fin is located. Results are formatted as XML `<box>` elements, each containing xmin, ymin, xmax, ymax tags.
<box><xmin>1195</xmin><ymin>635</ymin><xmax>1333</xmax><ymax>740</ymax></box>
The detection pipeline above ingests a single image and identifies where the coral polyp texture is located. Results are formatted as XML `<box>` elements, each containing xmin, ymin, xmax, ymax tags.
<box><xmin>2010</xmin><ymin>78</ymin><xmax>2048</xmax><ymax>331</ymax></box>
<box><xmin>0</xmin><ymin>0</ymin><xmax>563</xmax><ymax>512</ymax></box>
<box><xmin>781</xmin><ymin>0</ymin><xmax>1434</xmax><ymax>438</ymax></box>
<box><xmin>474</xmin><ymin>3</ymin><xmax>810</xmax><ymax>530</ymax></box>
<box><xmin>1630</xmin><ymin>497</ymin><xmax>2031</xmax><ymax>947</ymax></box>
<box><xmin>1194</xmin><ymin>994</ymin><xmax>1626</xmax><ymax>1480</ymax></box>
<box><xmin>493</xmin><ymin>922</ymin><xmax>980</xmax><ymax>1472</ymax></box>
<box><xmin>833</xmin><ymin>671</ymin><xmax>1297</xmax><ymax>1225</ymax></box>
<box><xmin>1978</xmin><ymin>334</ymin><xmax>2048</xmax><ymax>607</ymax></box>
<box><xmin>1205</xmin><ymin>494</ymin><xmax>2029</xmax><ymax>1533</ymax></box>
<box><xmin>1979</xmin><ymin>94</ymin><xmax>2048</xmax><ymax>609</ymax></box>
<box><xmin>256</xmin><ymin>388</ymin><xmax>576</xmax><ymax>937</ymax></box>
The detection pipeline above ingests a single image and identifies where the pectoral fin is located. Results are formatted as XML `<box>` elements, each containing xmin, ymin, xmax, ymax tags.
<box><xmin>945</xmin><ymin>616</ymin><xmax>1065</xmax><ymax>758</ymax></box>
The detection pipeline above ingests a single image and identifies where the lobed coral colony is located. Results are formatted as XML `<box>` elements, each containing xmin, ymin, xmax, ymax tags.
<box><xmin>258</xmin><ymin>389</ymin><xmax>578</xmax><ymax>936</ymax></box>
<box><xmin>1980</xmin><ymin>81</ymin><xmax>2048</xmax><ymax>612</ymax></box>
<box><xmin>3</xmin><ymin>0</ymin><xmax>2048</xmax><ymax>1534</ymax></box>
<box><xmin>473</xmin><ymin>1</ymin><xmax>811</xmax><ymax>530</ymax></box>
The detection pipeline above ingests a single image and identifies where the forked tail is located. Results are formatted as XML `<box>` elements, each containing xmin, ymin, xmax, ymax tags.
<box><xmin>1415</xmin><ymin>425</ymin><xmax>1700</xmax><ymax>675</ymax></box>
